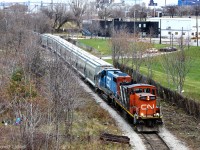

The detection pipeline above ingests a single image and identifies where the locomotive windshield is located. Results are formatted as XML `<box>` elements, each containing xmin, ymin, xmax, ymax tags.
<box><xmin>128</xmin><ymin>87</ymin><xmax>156</xmax><ymax>95</ymax></box>
<box><xmin>134</xmin><ymin>88</ymin><xmax>151</xmax><ymax>93</ymax></box>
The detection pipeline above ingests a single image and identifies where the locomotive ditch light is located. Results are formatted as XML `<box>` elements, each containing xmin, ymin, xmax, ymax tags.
<box><xmin>140</xmin><ymin>113</ymin><xmax>144</xmax><ymax>117</ymax></box>
<box><xmin>154</xmin><ymin>113</ymin><xmax>160</xmax><ymax>117</ymax></box>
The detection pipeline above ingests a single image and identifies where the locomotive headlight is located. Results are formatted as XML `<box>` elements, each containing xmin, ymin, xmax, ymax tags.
<box><xmin>154</xmin><ymin>113</ymin><xmax>160</xmax><ymax>117</ymax></box>
<box><xmin>140</xmin><ymin>113</ymin><xmax>144</xmax><ymax>117</ymax></box>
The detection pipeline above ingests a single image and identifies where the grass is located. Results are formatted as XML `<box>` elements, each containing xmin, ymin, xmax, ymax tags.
<box><xmin>139</xmin><ymin>49</ymin><xmax>200</xmax><ymax>100</ymax></box>
<box><xmin>78</xmin><ymin>38</ymin><xmax>112</xmax><ymax>55</ymax></box>
<box><xmin>78</xmin><ymin>39</ymin><xmax>200</xmax><ymax>101</ymax></box>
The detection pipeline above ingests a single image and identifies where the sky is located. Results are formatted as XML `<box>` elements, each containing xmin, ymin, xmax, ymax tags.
<box><xmin>0</xmin><ymin>0</ymin><xmax>178</xmax><ymax>7</ymax></box>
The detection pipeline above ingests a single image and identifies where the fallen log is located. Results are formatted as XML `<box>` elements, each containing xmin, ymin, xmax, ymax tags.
<box><xmin>100</xmin><ymin>133</ymin><xmax>130</xmax><ymax>144</ymax></box>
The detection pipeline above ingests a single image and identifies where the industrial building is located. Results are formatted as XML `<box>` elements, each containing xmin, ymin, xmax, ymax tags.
<box><xmin>178</xmin><ymin>0</ymin><xmax>200</xmax><ymax>6</ymax></box>
<box><xmin>147</xmin><ymin>17</ymin><xmax>200</xmax><ymax>46</ymax></box>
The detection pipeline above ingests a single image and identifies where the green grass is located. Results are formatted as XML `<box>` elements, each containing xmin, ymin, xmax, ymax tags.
<box><xmin>78</xmin><ymin>38</ymin><xmax>111</xmax><ymax>55</ymax></box>
<box><xmin>78</xmin><ymin>39</ymin><xmax>200</xmax><ymax>101</ymax></box>
<box><xmin>153</xmin><ymin>44</ymin><xmax>171</xmax><ymax>49</ymax></box>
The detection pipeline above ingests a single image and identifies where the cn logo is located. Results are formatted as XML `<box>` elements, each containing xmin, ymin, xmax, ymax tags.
<box><xmin>141</xmin><ymin>104</ymin><xmax>155</xmax><ymax>110</ymax></box>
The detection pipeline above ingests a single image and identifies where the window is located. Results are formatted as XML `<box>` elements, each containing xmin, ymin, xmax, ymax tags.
<box><xmin>144</xmin><ymin>88</ymin><xmax>150</xmax><ymax>93</ymax></box>
<box><xmin>152</xmin><ymin>89</ymin><xmax>156</xmax><ymax>95</ymax></box>
<box><xmin>168</xmin><ymin>32</ymin><xmax>171</xmax><ymax>35</ymax></box>
<box><xmin>139</xmin><ymin>24</ymin><xmax>141</xmax><ymax>28</ymax></box>
<box><xmin>134</xmin><ymin>88</ymin><xmax>143</xmax><ymax>93</ymax></box>
<box><xmin>175</xmin><ymin>32</ymin><xmax>178</xmax><ymax>35</ymax></box>
<box><xmin>143</xmin><ymin>24</ymin><xmax>146</xmax><ymax>28</ymax></box>
<box><xmin>192</xmin><ymin>33</ymin><xmax>194</xmax><ymax>36</ymax></box>
<box><xmin>113</xmin><ymin>77</ymin><xmax>117</xmax><ymax>83</ymax></box>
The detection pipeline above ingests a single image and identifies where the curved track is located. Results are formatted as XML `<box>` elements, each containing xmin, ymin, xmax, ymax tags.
<box><xmin>140</xmin><ymin>132</ymin><xmax>170</xmax><ymax>150</ymax></box>
<box><xmin>42</xmin><ymin>35</ymin><xmax>173</xmax><ymax>150</ymax></box>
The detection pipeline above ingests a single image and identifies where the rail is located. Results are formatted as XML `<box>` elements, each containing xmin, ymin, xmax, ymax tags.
<box><xmin>141</xmin><ymin>132</ymin><xmax>170</xmax><ymax>150</ymax></box>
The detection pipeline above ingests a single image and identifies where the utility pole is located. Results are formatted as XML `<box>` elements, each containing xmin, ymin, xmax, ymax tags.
<box><xmin>196</xmin><ymin>12</ymin><xmax>199</xmax><ymax>46</ymax></box>
<box><xmin>195</xmin><ymin>3</ymin><xmax>199</xmax><ymax>47</ymax></box>
<box><xmin>159</xmin><ymin>19</ymin><xmax>161</xmax><ymax>44</ymax></box>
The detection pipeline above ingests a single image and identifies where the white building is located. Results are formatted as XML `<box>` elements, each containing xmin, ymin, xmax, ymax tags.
<box><xmin>147</xmin><ymin>17</ymin><xmax>200</xmax><ymax>46</ymax></box>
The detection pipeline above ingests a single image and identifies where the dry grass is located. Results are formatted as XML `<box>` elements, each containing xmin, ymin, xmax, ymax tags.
<box><xmin>0</xmin><ymin>97</ymin><xmax>131</xmax><ymax>150</ymax></box>
<box><xmin>161</xmin><ymin>100</ymin><xmax>200</xmax><ymax>150</ymax></box>
<box><xmin>67</xmin><ymin>100</ymin><xmax>131</xmax><ymax>149</ymax></box>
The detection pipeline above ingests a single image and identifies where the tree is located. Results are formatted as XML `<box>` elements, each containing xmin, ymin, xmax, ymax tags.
<box><xmin>191</xmin><ymin>4</ymin><xmax>200</xmax><ymax>16</ymax></box>
<box><xmin>45</xmin><ymin>54</ymin><xmax>85</xmax><ymax>149</ymax></box>
<box><xmin>69</xmin><ymin>0</ymin><xmax>87</xmax><ymax>30</ymax></box>
<box><xmin>41</xmin><ymin>4</ymin><xmax>73</xmax><ymax>31</ymax></box>
<box><xmin>110</xmin><ymin>7</ymin><xmax>125</xmax><ymax>19</ymax></box>
<box><xmin>161</xmin><ymin>37</ymin><xmax>192</xmax><ymax>94</ymax></box>
<box><xmin>32</xmin><ymin>12</ymin><xmax>53</xmax><ymax>33</ymax></box>
<box><xmin>165</xmin><ymin>5</ymin><xmax>177</xmax><ymax>18</ymax></box>
<box><xmin>54</xmin><ymin>4</ymin><xmax>74</xmax><ymax>31</ymax></box>
<box><xmin>110</xmin><ymin>29</ymin><xmax>132</xmax><ymax>67</ymax></box>
<box><xmin>87</xmin><ymin>20</ymin><xmax>100</xmax><ymax>38</ymax></box>
<box><xmin>98</xmin><ymin>7</ymin><xmax>111</xmax><ymax>20</ymax></box>
<box><xmin>177</xmin><ymin>5</ymin><xmax>191</xmax><ymax>17</ymax></box>
<box><xmin>130</xmin><ymin>40</ymin><xmax>150</xmax><ymax>82</ymax></box>
<box><xmin>129</xmin><ymin>3</ymin><xmax>147</xmax><ymax>21</ymax></box>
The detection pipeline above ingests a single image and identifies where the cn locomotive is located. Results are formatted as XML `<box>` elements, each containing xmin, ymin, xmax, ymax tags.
<box><xmin>41</xmin><ymin>34</ymin><xmax>163</xmax><ymax>132</ymax></box>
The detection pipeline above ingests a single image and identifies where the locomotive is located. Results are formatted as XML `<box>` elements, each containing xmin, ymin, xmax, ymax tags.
<box><xmin>41</xmin><ymin>34</ymin><xmax>163</xmax><ymax>132</ymax></box>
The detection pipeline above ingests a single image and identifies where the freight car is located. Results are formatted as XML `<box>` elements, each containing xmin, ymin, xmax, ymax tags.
<box><xmin>41</xmin><ymin>34</ymin><xmax>163</xmax><ymax>132</ymax></box>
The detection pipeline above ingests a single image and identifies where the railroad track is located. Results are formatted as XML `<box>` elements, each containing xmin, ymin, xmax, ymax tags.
<box><xmin>140</xmin><ymin>132</ymin><xmax>170</xmax><ymax>150</ymax></box>
<box><xmin>42</xmin><ymin>36</ymin><xmax>171</xmax><ymax>150</ymax></box>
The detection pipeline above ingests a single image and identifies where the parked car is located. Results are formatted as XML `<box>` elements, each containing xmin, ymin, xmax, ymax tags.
<box><xmin>159</xmin><ymin>47</ymin><xmax>177</xmax><ymax>52</ymax></box>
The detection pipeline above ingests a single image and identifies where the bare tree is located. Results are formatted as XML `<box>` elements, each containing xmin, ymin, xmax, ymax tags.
<box><xmin>83</xmin><ymin>1</ymin><xmax>97</xmax><ymax>20</ymax></box>
<box><xmin>69</xmin><ymin>0</ymin><xmax>87</xmax><ymax>30</ymax></box>
<box><xmin>130</xmin><ymin>39</ymin><xmax>150</xmax><ymax>82</ymax></box>
<box><xmin>191</xmin><ymin>4</ymin><xmax>200</xmax><ymax>17</ymax></box>
<box><xmin>54</xmin><ymin>4</ymin><xmax>74</xmax><ymax>31</ymax></box>
<box><xmin>110</xmin><ymin>7</ymin><xmax>125</xmax><ymax>19</ymax></box>
<box><xmin>87</xmin><ymin>20</ymin><xmax>100</xmax><ymax>38</ymax></box>
<box><xmin>165</xmin><ymin>5</ymin><xmax>177</xmax><ymax>18</ymax></box>
<box><xmin>31</xmin><ymin>12</ymin><xmax>53</xmax><ymax>33</ymax></box>
<box><xmin>45</xmin><ymin>56</ymin><xmax>84</xmax><ymax>149</ymax></box>
<box><xmin>41</xmin><ymin>4</ymin><xmax>73</xmax><ymax>31</ymax></box>
<box><xmin>177</xmin><ymin>5</ymin><xmax>191</xmax><ymax>17</ymax></box>
<box><xmin>129</xmin><ymin>4</ymin><xmax>147</xmax><ymax>21</ymax></box>
<box><xmin>144</xmin><ymin>43</ymin><xmax>154</xmax><ymax>80</ymax></box>
<box><xmin>161</xmin><ymin>37</ymin><xmax>192</xmax><ymax>94</ymax></box>
<box><xmin>110</xmin><ymin>29</ymin><xmax>132</xmax><ymax>67</ymax></box>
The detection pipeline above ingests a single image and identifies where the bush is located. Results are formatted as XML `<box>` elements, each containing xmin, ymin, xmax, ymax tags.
<box><xmin>11</xmin><ymin>68</ymin><xmax>23</xmax><ymax>82</ymax></box>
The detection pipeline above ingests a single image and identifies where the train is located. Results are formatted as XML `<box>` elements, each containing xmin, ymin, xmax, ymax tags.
<box><xmin>41</xmin><ymin>34</ymin><xmax>163</xmax><ymax>132</ymax></box>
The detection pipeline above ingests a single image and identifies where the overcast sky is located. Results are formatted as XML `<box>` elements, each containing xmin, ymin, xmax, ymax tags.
<box><xmin>0</xmin><ymin>0</ymin><xmax>178</xmax><ymax>7</ymax></box>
